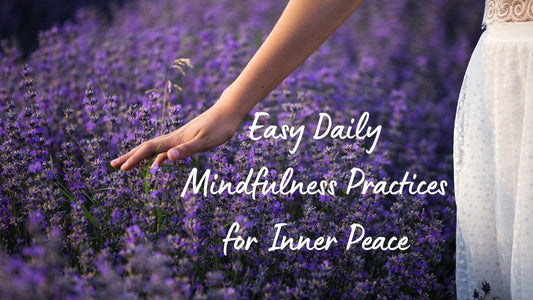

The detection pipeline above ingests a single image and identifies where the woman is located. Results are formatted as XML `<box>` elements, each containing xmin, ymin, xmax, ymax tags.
<box><xmin>111</xmin><ymin>0</ymin><xmax>533</xmax><ymax>298</ymax></box>
<box><xmin>454</xmin><ymin>1</ymin><xmax>533</xmax><ymax>299</ymax></box>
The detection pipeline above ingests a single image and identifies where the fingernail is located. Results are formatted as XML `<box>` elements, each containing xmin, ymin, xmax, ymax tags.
<box><xmin>169</xmin><ymin>149</ymin><xmax>180</xmax><ymax>160</ymax></box>
<box><xmin>111</xmin><ymin>159</ymin><xmax>117</xmax><ymax>165</ymax></box>
<box><xmin>121</xmin><ymin>163</ymin><xmax>129</xmax><ymax>170</ymax></box>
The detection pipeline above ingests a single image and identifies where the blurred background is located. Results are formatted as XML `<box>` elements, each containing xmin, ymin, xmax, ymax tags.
<box><xmin>0</xmin><ymin>0</ymin><xmax>126</xmax><ymax>56</ymax></box>
<box><xmin>1</xmin><ymin>0</ymin><xmax>483</xmax><ymax>58</ymax></box>
<box><xmin>0</xmin><ymin>0</ymin><xmax>486</xmax><ymax>298</ymax></box>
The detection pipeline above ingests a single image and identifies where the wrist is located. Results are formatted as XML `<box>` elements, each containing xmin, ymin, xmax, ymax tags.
<box><xmin>216</xmin><ymin>85</ymin><xmax>253</xmax><ymax>121</ymax></box>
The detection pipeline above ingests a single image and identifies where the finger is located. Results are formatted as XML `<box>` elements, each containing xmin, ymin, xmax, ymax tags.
<box><xmin>153</xmin><ymin>152</ymin><xmax>168</xmax><ymax>166</ymax></box>
<box><xmin>121</xmin><ymin>139</ymin><xmax>172</xmax><ymax>171</ymax></box>
<box><xmin>111</xmin><ymin>144</ymin><xmax>143</xmax><ymax>168</ymax></box>
<box><xmin>112</xmin><ymin>134</ymin><xmax>170</xmax><ymax>169</ymax></box>
<box><xmin>167</xmin><ymin>137</ymin><xmax>204</xmax><ymax>161</ymax></box>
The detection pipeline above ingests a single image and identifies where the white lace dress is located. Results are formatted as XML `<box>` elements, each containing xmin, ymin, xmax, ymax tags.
<box><xmin>454</xmin><ymin>1</ymin><xmax>533</xmax><ymax>299</ymax></box>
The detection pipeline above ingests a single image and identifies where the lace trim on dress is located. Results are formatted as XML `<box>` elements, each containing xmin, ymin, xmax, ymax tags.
<box><xmin>483</xmin><ymin>0</ymin><xmax>533</xmax><ymax>25</ymax></box>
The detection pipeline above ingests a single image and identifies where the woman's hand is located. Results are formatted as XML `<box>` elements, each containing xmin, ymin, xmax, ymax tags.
<box><xmin>111</xmin><ymin>0</ymin><xmax>363</xmax><ymax>171</ymax></box>
<box><xmin>110</xmin><ymin>99</ymin><xmax>243</xmax><ymax>171</ymax></box>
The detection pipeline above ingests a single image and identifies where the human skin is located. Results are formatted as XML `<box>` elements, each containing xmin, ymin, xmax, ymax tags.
<box><xmin>111</xmin><ymin>0</ymin><xmax>364</xmax><ymax>171</ymax></box>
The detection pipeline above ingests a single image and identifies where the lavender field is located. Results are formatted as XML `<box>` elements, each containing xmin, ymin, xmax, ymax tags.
<box><xmin>0</xmin><ymin>0</ymin><xmax>483</xmax><ymax>298</ymax></box>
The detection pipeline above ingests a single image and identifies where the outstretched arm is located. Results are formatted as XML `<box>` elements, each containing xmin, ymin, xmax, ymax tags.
<box><xmin>111</xmin><ymin>0</ymin><xmax>364</xmax><ymax>171</ymax></box>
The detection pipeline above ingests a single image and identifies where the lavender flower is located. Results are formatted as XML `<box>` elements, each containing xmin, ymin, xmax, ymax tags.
<box><xmin>0</xmin><ymin>0</ymin><xmax>483</xmax><ymax>298</ymax></box>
